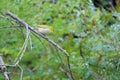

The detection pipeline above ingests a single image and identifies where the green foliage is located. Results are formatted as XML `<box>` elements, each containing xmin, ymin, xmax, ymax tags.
<box><xmin>0</xmin><ymin>0</ymin><xmax>120</xmax><ymax>80</ymax></box>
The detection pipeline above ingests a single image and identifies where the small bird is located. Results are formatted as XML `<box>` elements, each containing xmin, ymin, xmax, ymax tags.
<box><xmin>37</xmin><ymin>25</ymin><xmax>54</xmax><ymax>35</ymax></box>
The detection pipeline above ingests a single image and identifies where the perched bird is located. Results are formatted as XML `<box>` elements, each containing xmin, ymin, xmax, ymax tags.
<box><xmin>37</xmin><ymin>25</ymin><xmax>54</xmax><ymax>35</ymax></box>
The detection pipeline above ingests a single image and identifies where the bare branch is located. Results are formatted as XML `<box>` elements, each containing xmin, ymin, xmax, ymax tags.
<box><xmin>18</xmin><ymin>65</ymin><xmax>23</xmax><ymax>80</ymax></box>
<box><xmin>6</xmin><ymin>11</ymin><xmax>75</xmax><ymax>80</ymax></box>
<box><xmin>6</xmin><ymin>12</ymin><xmax>69</xmax><ymax>57</ymax></box>
<box><xmin>0</xmin><ymin>54</ymin><xmax>10</xmax><ymax>80</ymax></box>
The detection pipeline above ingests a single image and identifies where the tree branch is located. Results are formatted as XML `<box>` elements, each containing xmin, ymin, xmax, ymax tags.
<box><xmin>6</xmin><ymin>11</ymin><xmax>75</xmax><ymax>80</ymax></box>
<box><xmin>0</xmin><ymin>54</ymin><xmax>10</xmax><ymax>80</ymax></box>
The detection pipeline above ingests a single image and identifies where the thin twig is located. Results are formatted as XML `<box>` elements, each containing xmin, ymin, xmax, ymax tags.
<box><xmin>14</xmin><ymin>26</ymin><xmax>30</xmax><ymax>65</ymax></box>
<box><xmin>18</xmin><ymin>65</ymin><xmax>23</xmax><ymax>80</ymax></box>
<box><xmin>0</xmin><ymin>54</ymin><xmax>10</xmax><ymax>80</ymax></box>
<box><xmin>0</xmin><ymin>11</ymin><xmax>14</xmax><ymax>25</ymax></box>
<box><xmin>29</xmin><ymin>34</ymin><xmax>33</xmax><ymax>50</ymax></box>
<box><xmin>0</xmin><ymin>26</ymin><xmax>17</xmax><ymax>29</ymax></box>
<box><xmin>31</xmin><ymin>31</ymin><xmax>48</xmax><ymax>51</ymax></box>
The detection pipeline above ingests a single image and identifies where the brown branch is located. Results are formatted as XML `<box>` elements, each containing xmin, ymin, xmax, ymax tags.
<box><xmin>6</xmin><ymin>11</ymin><xmax>69</xmax><ymax>56</ymax></box>
<box><xmin>6</xmin><ymin>11</ymin><xmax>75</xmax><ymax>80</ymax></box>
<box><xmin>0</xmin><ymin>54</ymin><xmax>10</xmax><ymax>80</ymax></box>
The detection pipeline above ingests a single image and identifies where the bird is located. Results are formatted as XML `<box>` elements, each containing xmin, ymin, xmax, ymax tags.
<box><xmin>37</xmin><ymin>25</ymin><xmax>54</xmax><ymax>35</ymax></box>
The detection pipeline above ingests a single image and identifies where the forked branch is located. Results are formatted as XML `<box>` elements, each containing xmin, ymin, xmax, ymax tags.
<box><xmin>0</xmin><ymin>54</ymin><xmax>10</xmax><ymax>80</ymax></box>
<box><xmin>6</xmin><ymin>12</ymin><xmax>75</xmax><ymax>80</ymax></box>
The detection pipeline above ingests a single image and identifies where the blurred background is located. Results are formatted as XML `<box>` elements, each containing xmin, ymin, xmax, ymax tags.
<box><xmin>0</xmin><ymin>0</ymin><xmax>120</xmax><ymax>80</ymax></box>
